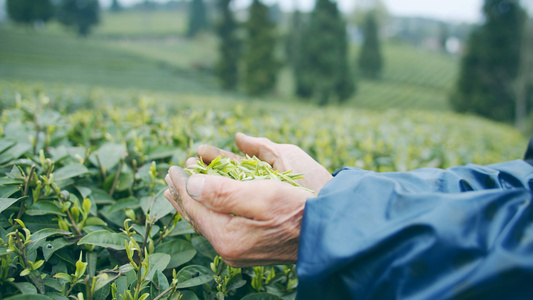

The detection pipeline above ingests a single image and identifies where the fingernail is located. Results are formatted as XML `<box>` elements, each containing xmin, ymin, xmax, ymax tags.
<box><xmin>187</xmin><ymin>175</ymin><xmax>205</xmax><ymax>200</ymax></box>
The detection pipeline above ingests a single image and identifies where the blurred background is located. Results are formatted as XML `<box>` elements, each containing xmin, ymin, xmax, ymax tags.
<box><xmin>0</xmin><ymin>0</ymin><xmax>532</xmax><ymax>132</ymax></box>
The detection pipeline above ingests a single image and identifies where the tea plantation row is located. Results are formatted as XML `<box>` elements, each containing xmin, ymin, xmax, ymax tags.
<box><xmin>0</xmin><ymin>81</ymin><xmax>527</xmax><ymax>299</ymax></box>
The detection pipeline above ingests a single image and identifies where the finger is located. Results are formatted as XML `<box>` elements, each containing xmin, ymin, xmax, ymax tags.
<box><xmin>234</xmin><ymin>132</ymin><xmax>278</xmax><ymax>166</ymax></box>
<box><xmin>167</xmin><ymin>166</ymin><xmax>232</xmax><ymax>236</ymax></box>
<box><xmin>164</xmin><ymin>189</ymin><xmax>190</xmax><ymax>223</ymax></box>
<box><xmin>185</xmin><ymin>157</ymin><xmax>199</xmax><ymax>167</ymax></box>
<box><xmin>196</xmin><ymin>144</ymin><xmax>242</xmax><ymax>163</ymax></box>
<box><xmin>186</xmin><ymin>173</ymin><xmax>311</xmax><ymax>220</ymax></box>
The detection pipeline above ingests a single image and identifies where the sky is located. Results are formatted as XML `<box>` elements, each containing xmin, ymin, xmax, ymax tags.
<box><xmin>100</xmin><ymin>0</ymin><xmax>533</xmax><ymax>23</ymax></box>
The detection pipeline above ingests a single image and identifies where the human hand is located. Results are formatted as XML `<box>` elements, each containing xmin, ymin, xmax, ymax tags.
<box><xmin>186</xmin><ymin>132</ymin><xmax>332</xmax><ymax>194</ymax></box>
<box><xmin>164</xmin><ymin>166</ymin><xmax>313</xmax><ymax>267</ymax></box>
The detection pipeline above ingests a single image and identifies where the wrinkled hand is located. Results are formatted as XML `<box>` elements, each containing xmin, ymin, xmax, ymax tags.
<box><xmin>164</xmin><ymin>133</ymin><xmax>331</xmax><ymax>267</ymax></box>
<box><xmin>186</xmin><ymin>132</ymin><xmax>332</xmax><ymax>194</ymax></box>
<box><xmin>164</xmin><ymin>167</ymin><xmax>312</xmax><ymax>267</ymax></box>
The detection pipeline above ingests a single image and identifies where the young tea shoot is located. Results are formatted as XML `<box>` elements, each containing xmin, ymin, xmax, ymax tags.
<box><xmin>186</xmin><ymin>155</ymin><xmax>314</xmax><ymax>193</ymax></box>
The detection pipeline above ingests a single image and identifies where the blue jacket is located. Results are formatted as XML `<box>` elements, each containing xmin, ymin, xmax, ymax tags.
<box><xmin>297</xmin><ymin>138</ymin><xmax>533</xmax><ymax>299</ymax></box>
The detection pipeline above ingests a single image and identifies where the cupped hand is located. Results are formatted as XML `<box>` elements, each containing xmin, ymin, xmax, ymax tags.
<box><xmin>164</xmin><ymin>166</ymin><xmax>313</xmax><ymax>267</ymax></box>
<box><xmin>186</xmin><ymin>132</ymin><xmax>332</xmax><ymax>194</ymax></box>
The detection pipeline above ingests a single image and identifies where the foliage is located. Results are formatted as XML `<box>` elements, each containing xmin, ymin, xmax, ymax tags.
<box><xmin>0</xmin><ymin>79</ymin><xmax>528</xmax><ymax>298</ymax></box>
<box><xmin>187</xmin><ymin>155</ymin><xmax>313</xmax><ymax>193</ymax></box>
<box><xmin>358</xmin><ymin>11</ymin><xmax>383</xmax><ymax>79</ymax></box>
<box><xmin>187</xmin><ymin>0</ymin><xmax>209</xmax><ymax>37</ymax></box>
<box><xmin>57</xmin><ymin>0</ymin><xmax>101</xmax><ymax>36</ymax></box>
<box><xmin>215</xmin><ymin>0</ymin><xmax>241</xmax><ymax>90</ymax></box>
<box><xmin>295</xmin><ymin>0</ymin><xmax>355</xmax><ymax>105</ymax></box>
<box><xmin>450</xmin><ymin>0</ymin><xmax>528</xmax><ymax>122</ymax></box>
<box><xmin>243</xmin><ymin>0</ymin><xmax>280</xmax><ymax>96</ymax></box>
<box><xmin>6</xmin><ymin>0</ymin><xmax>54</xmax><ymax>26</ymax></box>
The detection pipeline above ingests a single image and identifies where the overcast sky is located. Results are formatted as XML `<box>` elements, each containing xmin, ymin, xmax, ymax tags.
<box><xmin>101</xmin><ymin>0</ymin><xmax>533</xmax><ymax>23</ymax></box>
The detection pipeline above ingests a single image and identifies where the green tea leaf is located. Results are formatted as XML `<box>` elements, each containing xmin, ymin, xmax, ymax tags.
<box><xmin>145</xmin><ymin>253</ymin><xmax>170</xmax><ymax>280</ymax></box>
<box><xmin>54</xmin><ymin>163</ymin><xmax>90</xmax><ymax>182</ymax></box>
<box><xmin>240</xmin><ymin>293</ymin><xmax>283</xmax><ymax>300</ymax></box>
<box><xmin>77</xmin><ymin>230</ymin><xmax>129</xmax><ymax>250</ymax></box>
<box><xmin>42</xmin><ymin>238</ymin><xmax>76</xmax><ymax>261</ymax></box>
<box><xmin>176</xmin><ymin>265</ymin><xmax>214</xmax><ymax>289</ymax></box>
<box><xmin>155</xmin><ymin>239</ymin><xmax>197</xmax><ymax>269</ymax></box>
<box><xmin>107</xmin><ymin>197</ymin><xmax>139</xmax><ymax>215</ymax></box>
<box><xmin>0</xmin><ymin>185</ymin><xmax>20</xmax><ymax>198</ymax></box>
<box><xmin>89</xmin><ymin>143</ymin><xmax>127</xmax><ymax>171</ymax></box>
<box><xmin>0</xmin><ymin>196</ymin><xmax>25</xmax><ymax>214</ymax></box>
<box><xmin>26</xmin><ymin>201</ymin><xmax>65</xmax><ymax>216</ymax></box>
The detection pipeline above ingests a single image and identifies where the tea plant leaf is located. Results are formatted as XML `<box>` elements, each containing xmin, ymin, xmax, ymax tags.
<box><xmin>26</xmin><ymin>201</ymin><xmax>65</xmax><ymax>216</ymax></box>
<box><xmin>53</xmin><ymin>163</ymin><xmax>90</xmax><ymax>182</ymax></box>
<box><xmin>175</xmin><ymin>265</ymin><xmax>214</xmax><ymax>289</ymax></box>
<box><xmin>179</xmin><ymin>290</ymin><xmax>199</xmax><ymax>300</ymax></box>
<box><xmin>89</xmin><ymin>143</ymin><xmax>127</xmax><ymax>171</ymax></box>
<box><xmin>0</xmin><ymin>143</ymin><xmax>32</xmax><ymax>165</ymax></box>
<box><xmin>145</xmin><ymin>253</ymin><xmax>171</xmax><ymax>280</ymax></box>
<box><xmin>145</xmin><ymin>191</ymin><xmax>175</xmax><ymax>222</ymax></box>
<box><xmin>107</xmin><ymin>197</ymin><xmax>139</xmax><ymax>215</ymax></box>
<box><xmin>240</xmin><ymin>293</ymin><xmax>283</xmax><ymax>300</ymax></box>
<box><xmin>0</xmin><ymin>185</ymin><xmax>20</xmax><ymax>198</ymax></box>
<box><xmin>10</xmin><ymin>282</ymin><xmax>38</xmax><ymax>294</ymax></box>
<box><xmin>42</xmin><ymin>238</ymin><xmax>76</xmax><ymax>261</ymax></box>
<box><xmin>155</xmin><ymin>239</ymin><xmax>197</xmax><ymax>269</ymax></box>
<box><xmin>0</xmin><ymin>196</ymin><xmax>25</xmax><ymax>214</ymax></box>
<box><xmin>0</xmin><ymin>138</ymin><xmax>16</xmax><ymax>154</ymax></box>
<box><xmin>191</xmin><ymin>236</ymin><xmax>217</xmax><ymax>260</ymax></box>
<box><xmin>31</xmin><ymin>228</ymin><xmax>72</xmax><ymax>243</ymax></box>
<box><xmin>77</xmin><ymin>230</ymin><xmax>129</xmax><ymax>250</ymax></box>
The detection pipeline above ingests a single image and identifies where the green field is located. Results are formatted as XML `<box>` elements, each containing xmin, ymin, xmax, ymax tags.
<box><xmin>0</xmin><ymin>10</ymin><xmax>460</xmax><ymax>110</ymax></box>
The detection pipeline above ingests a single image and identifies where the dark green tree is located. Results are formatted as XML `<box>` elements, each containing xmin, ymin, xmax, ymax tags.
<box><xmin>286</xmin><ymin>9</ymin><xmax>303</xmax><ymax>69</ymax></box>
<box><xmin>243</xmin><ymin>0</ymin><xmax>280</xmax><ymax>95</ymax></box>
<box><xmin>450</xmin><ymin>0</ymin><xmax>527</xmax><ymax>122</ymax></box>
<box><xmin>358</xmin><ymin>10</ymin><xmax>383</xmax><ymax>79</ymax></box>
<box><xmin>215</xmin><ymin>0</ymin><xmax>240</xmax><ymax>90</ymax></box>
<box><xmin>110</xmin><ymin>0</ymin><xmax>122</xmax><ymax>13</ymax></box>
<box><xmin>187</xmin><ymin>0</ymin><xmax>209</xmax><ymax>37</ymax></box>
<box><xmin>295</xmin><ymin>0</ymin><xmax>355</xmax><ymax>105</ymax></box>
<box><xmin>57</xmin><ymin>0</ymin><xmax>101</xmax><ymax>36</ymax></box>
<box><xmin>6</xmin><ymin>0</ymin><xmax>53</xmax><ymax>26</ymax></box>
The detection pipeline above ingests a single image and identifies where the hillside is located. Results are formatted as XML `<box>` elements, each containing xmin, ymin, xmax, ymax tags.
<box><xmin>0</xmin><ymin>9</ymin><xmax>460</xmax><ymax>111</ymax></box>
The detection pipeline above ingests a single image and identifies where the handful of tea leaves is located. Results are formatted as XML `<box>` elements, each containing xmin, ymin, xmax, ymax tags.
<box><xmin>186</xmin><ymin>155</ymin><xmax>314</xmax><ymax>193</ymax></box>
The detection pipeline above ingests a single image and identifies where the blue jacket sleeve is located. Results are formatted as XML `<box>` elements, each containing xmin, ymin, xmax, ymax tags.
<box><xmin>296</xmin><ymin>157</ymin><xmax>533</xmax><ymax>299</ymax></box>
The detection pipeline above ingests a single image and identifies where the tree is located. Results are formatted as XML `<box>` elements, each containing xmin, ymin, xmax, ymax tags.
<box><xmin>215</xmin><ymin>0</ymin><xmax>240</xmax><ymax>90</ymax></box>
<box><xmin>187</xmin><ymin>0</ymin><xmax>209</xmax><ymax>37</ymax></box>
<box><xmin>295</xmin><ymin>0</ymin><xmax>355</xmax><ymax>105</ymax></box>
<box><xmin>57</xmin><ymin>0</ymin><xmax>100</xmax><ymax>36</ymax></box>
<box><xmin>358</xmin><ymin>10</ymin><xmax>383</xmax><ymax>79</ymax></box>
<box><xmin>110</xmin><ymin>0</ymin><xmax>122</xmax><ymax>13</ymax></box>
<box><xmin>450</xmin><ymin>0</ymin><xmax>527</xmax><ymax>122</ymax></box>
<box><xmin>243</xmin><ymin>0</ymin><xmax>280</xmax><ymax>95</ymax></box>
<box><xmin>6</xmin><ymin>0</ymin><xmax>53</xmax><ymax>26</ymax></box>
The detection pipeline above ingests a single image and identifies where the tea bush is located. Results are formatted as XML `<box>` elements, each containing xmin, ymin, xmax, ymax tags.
<box><xmin>0</xmin><ymin>81</ymin><xmax>527</xmax><ymax>299</ymax></box>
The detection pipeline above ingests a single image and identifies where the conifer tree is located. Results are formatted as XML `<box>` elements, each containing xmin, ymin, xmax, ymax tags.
<box><xmin>215</xmin><ymin>0</ymin><xmax>240</xmax><ymax>90</ymax></box>
<box><xmin>243</xmin><ymin>0</ymin><xmax>280</xmax><ymax>95</ymax></box>
<box><xmin>450</xmin><ymin>0</ymin><xmax>527</xmax><ymax>122</ymax></box>
<box><xmin>358</xmin><ymin>10</ymin><xmax>383</xmax><ymax>79</ymax></box>
<box><xmin>6</xmin><ymin>0</ymin><xmax>53</xmax><ymax>26</ymax></box>
<box><xmin>187</xmin><ymin>0</ymin><xmax>209</xmax><ymax>37</ymax></box>
<box><xmin>295</xmin><ymin>0</ymin><xmax>355</xmax><ymax>105</ymax></box>
<box><xmin>57</xmin><ymin>0</ymin><xmax>100</xmax><ymax>36</ymax></box>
